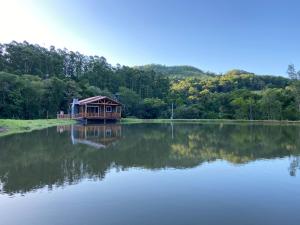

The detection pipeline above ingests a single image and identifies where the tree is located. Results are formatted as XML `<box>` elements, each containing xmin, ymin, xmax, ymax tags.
<box><xmin>287</xmin><ymin>64</ymin><xmax>297</xmax><ymax>80</ymax></box>
<box><xmin>1</xmin><ymin>40</ymin><xmax>300</xmax><ymax>120</ymax></box>
<box><xmin>230</xmin><ymin>90</ymin><xmax>258</xmax><ymax>120</ymax></box>
<box><xmin>0</xmin><ymin>72</ymin><xmax>22</xmax><ymax>118</ymax></box>
<box><xmin>259</xmin><ymin>89</ymin><xmax>283</xmax><ymax>120</ymax></box>
<box><xmin>286</xmin><ymin>65</ymin><xmax>300</xmax><ymax>114</ymax></box>
<box><xmin>174</xmin><ymin>105</ymin><xmax>200</xmax><ymax>119</ymax></box>
<box><xmin>43</xmin><ymin>77</ymin><xmax>66</xmax><ymax>116</ymax></box>
<box><xmin>139</xmin><ymin>98</ymin><xmax>167</xmax><ymax>119</ymax></box>
<box><xmin>118</xmin><ymin>87</ymin><xmax>141</xmax><ymax>117</ymax></box>
<box><xmin>290</xmin><ymin>81</ymin><xmax>300</xmax><ymax>113</ymax></box>
<box><xmin>19</xmin><ymin>75</ymin><xmax>44</xmax><ymax>118</ymax></box>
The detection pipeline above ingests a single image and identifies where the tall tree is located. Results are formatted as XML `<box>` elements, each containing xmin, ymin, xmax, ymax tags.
<box><xmin>287</xmin><ymin>64</ymin><xmax>297</xmax><ymax>80</ymax></box>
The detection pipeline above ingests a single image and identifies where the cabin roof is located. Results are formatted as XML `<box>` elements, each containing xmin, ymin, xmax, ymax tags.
<box><xmin>77</xmin><ymin>96</ymin><xmax>121</xmax><ymax>105</ymax></box>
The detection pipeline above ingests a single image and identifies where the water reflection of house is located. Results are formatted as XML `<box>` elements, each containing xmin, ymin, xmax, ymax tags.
<box><xmin>57</xmin><ymin>124</ymin><xmax>122</xmax><ymax>149</ymax></box>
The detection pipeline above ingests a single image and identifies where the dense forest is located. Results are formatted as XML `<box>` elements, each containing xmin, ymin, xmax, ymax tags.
<box><xmin>1</xmin><ymin>41</ymin><xmax>300</xmax><ymax>120</ymax></box>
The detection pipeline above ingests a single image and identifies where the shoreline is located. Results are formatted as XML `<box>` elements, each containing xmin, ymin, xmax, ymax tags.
<box><xmin>120</xmin><ymin>118</ymin><xmax>300</xmax><ymax>125</ymax></box>
<box><xmin>0</xmin><ymin>119</ymin><xmax>76</xmax><ymax>137</ymax></box>
<box><xmin>1</xmin><ymin>118</ymin><xmax>300</xmax><ymax>137</ymax></box>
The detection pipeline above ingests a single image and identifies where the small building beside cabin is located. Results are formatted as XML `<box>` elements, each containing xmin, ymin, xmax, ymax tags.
<box><xmin>58</xmin><ymin>96</ymin><xmax>122</xmax><ymax>122</ymax></box>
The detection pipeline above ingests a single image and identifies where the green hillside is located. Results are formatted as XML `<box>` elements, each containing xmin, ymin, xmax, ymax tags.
<box><xmin>136</xmin><ymin>64</ymin><xmax>215</xmax><ymax>78</ymax></box>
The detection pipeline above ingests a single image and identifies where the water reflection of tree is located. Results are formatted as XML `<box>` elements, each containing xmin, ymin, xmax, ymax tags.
<box><xmin>289</xmin><ymin>157</ymin><xmax>300</xmax><ymax>176</ymax></box>
<box><xmin>170</xmin><ymin>124</ymin><xmax>300</xmax><ymax>164</ymax></box>
<box><xmin>0</xmin><ymin>123</ymin><xmax>300</xmax><ymax>195</ymax></box>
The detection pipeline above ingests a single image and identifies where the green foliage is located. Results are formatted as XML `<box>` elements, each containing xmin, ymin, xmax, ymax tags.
<box><xmin>139</xmin><ymin>98</ymin><xmax>168</xmax><ymax>119</ymax></box>
<box><xmin>0</xmin><ymin>41</ymin><xmax>170</xmax><ymax>119</ymax></box>
<box><xmin>118</xmin><ymin>87</ymin><xmax>142</xmax><ymax>117</ymax></box>
<box><xmin>174</xmin><ymin>105</ymin><xmax>201</xmax><ymax>119</ymax></box>
<box><xmin>287</xmin><ymin>64</ymin><xmax>297</xmax><ymax>80</ymax></box>
<box><xmin>258</xmin><ymin>89</ymin><xmax>283</xmax><ymax>120</ymax></box>
<box><xmin>0</xmin><ymin>41</ymin><xmax>299</xmax><ymax>120</ymax></box>
<box><xmin>224</xmin><ymin>69</ymin><xmax>254</xmax><ymax>76</ymax></box>
<box><xmin>136</xmin><ymin>64</ymin><xmax>215</xmax><ymax>78</ymax></box>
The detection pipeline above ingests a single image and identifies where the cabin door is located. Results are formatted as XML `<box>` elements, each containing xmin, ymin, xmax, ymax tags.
<box><xmin>87</xmin><ymin>106</ymin><xmax>99</xmax><ymax>116</ymax></box>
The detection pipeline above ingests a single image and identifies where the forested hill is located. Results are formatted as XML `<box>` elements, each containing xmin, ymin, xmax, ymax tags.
<box><xmin>135</xmin><ymin>64</ymin><xmax>214</xmax><ymax>78</ymax></box>
<box><xmin>1</xmin><ymin>41</ymin><xmax>300</xmax><ymax>121</ymax></box>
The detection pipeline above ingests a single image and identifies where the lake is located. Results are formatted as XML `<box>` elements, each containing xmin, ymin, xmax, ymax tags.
<box><xmin>0</xmin><ymin>123</ymin><xmax>300</xmax><ymax>225</ymax></box>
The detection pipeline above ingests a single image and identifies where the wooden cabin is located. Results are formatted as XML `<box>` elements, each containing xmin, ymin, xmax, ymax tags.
<box><xmin>57</xmin><ymin>96</ymin><xmax>122</xmax><ymax>122</ymax></box>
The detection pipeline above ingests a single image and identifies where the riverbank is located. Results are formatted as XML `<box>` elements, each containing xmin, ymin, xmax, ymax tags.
<box><xmin>1</xmin><ymin>118</ymin><xmax>300</xmax><ymax>137</ymax></box>
<box><xmin>120</xmin><ymin>118</ymin><xmax>300</xmax><ymax>125</ymax></box>
<box><xmin>0</xmin><ymin>119</ymin><xmax>76</xmax><ymax>137</ymax></box>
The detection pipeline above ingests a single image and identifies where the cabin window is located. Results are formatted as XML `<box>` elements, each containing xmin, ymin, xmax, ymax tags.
<box><xmin>116</xmin><ymin>106</ymin><xmax>121</xmax><ymax>113</ymax></box>
<box><xmin>87</xmin><ymin>106</ymin><xmax>99</xmax><ymax>113</ymax></box>
<box><xmin>105</xmin><ymin>129</ymin><xmax>112</xmax><ymax>137</ymax></box>
<box><xmin>106</xmin><ymin>106</ymin><xmax>112</xmax><ymax>112</ymax></box>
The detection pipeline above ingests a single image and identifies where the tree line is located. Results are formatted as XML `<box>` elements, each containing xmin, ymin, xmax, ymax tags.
<box><xmin>0</xmin><ymin>41</ymin><xmax>300</xmax><ymax>120</ymax></box>
<box><xmin>0</xmin><ymin>41</ymin><xmax>169</xmax><ymax>119</ymax></box>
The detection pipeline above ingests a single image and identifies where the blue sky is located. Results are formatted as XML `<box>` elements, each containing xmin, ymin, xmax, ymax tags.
<box><xmin>1</xmin><ymin>0</ymin><xmax>300</xmax><ymax>76</ymax></box>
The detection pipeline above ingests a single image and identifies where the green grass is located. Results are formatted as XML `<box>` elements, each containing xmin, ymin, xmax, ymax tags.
<box><xmin>0</xmin><ymin>119</ymin><xmax>76</xmax><ymax>137</ymax></box>
<box><xmin>120</xmin><ymin>118</ymin><xmax>300</xmax><ymax>125</ymax></box>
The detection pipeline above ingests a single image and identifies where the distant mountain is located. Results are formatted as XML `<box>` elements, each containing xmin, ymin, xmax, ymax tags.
<box><xmin>135</xmin><ymin>64</ymin><xmax>215</xmax><ymax>78</ymax></box>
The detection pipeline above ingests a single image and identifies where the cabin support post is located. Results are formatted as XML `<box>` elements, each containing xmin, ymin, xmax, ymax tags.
<box><xmin>104</xmin><ymin>100</ymin><xmax>106</xmax><ymax>119</ymax></box>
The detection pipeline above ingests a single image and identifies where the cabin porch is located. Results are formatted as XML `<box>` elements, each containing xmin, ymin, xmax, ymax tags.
<box><xmin>57</xmin><ymin>96</ymin><xmax>122</xmax><ymax>121</ymax></box>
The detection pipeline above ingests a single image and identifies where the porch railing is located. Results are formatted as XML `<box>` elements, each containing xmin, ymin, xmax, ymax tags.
<box><xmin>57</xmin><ymin>112</ymin><xmax>121</xmax><ymax>119</ymax></box>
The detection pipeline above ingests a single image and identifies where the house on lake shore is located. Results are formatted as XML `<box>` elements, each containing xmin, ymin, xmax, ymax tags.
<box><xmin>57</xmin><ymin>96</ymin><xmax>122</xmax><ymax>122</ymax></box>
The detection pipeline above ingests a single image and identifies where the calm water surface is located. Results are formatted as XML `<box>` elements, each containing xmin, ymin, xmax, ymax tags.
<box><xmin>0</xmin><ymin>123</ymin><xmax>300</xmax><ymax>225</ymax></box>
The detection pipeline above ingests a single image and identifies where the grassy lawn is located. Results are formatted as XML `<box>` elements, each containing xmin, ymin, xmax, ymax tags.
<box><xmin>0</xmin><ymin>119</ymin><xmax>76</xmax><ymax>137</ymax></box>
